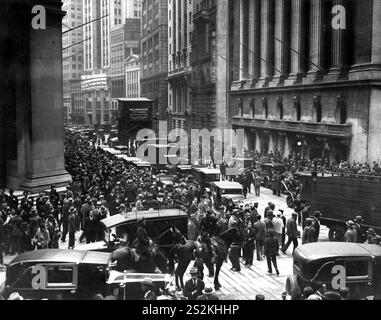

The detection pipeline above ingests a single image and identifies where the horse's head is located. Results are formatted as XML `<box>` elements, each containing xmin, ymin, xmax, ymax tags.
<box><xmin>157</xmin><ymin>225</ymin><xmax>185</xmax><ymax>245</ymax></box>
<box><xmin>171</xmin><ymin>226</ymin><xmax>186</xmax><ymax>244</ymax></box>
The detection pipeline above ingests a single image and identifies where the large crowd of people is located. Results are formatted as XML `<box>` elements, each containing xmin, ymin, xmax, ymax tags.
<box><xmin>1</xmin><ymin>130</ymin><xmax>380</xmax><ymax>301</ymax></box>
<box><xmin>243</xmin><ymin>149</ymin><xmax>381</xmax><ymax>176</ymax></box>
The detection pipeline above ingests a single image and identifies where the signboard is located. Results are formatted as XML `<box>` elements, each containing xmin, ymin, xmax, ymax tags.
<box><xmin>128</xmin><ymin>106</ymin><xmax>151</xmax><ymax>121</ymax></box>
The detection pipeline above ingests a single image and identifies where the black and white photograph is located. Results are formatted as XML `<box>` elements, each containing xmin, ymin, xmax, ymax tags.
<box><xmin>0</xmin><ymin>0</ymin><xmax>381</xmax><ymax>305</ymax></box>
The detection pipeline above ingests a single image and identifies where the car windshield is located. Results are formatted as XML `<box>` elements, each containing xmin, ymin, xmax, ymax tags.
<box><xmin>205</xmin><ymin>174</ymin><xmax>220</xmax><ymax>182</ymax></box>
<box><xmin>221</xmin><ymin>189</ymin><xmax>242</xmax><ymax>195</ymax></box>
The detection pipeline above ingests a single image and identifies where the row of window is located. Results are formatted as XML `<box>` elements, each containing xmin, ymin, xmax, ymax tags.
<box><xmin>237</xmin><ymin>97</ymin><xmax>348</xmax><ymax>125</ymax></box>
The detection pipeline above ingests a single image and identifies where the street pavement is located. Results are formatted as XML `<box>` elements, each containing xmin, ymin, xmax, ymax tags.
<box><xmin>0</xmin><ymin>187</ymin><xmax>329</xmax><ymax>299</ymax></box>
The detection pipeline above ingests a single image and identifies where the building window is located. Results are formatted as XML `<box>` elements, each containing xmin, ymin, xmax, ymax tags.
<box><xmin>262</xmin><ymin>98</ymin><xmax>268</xmax><ymax>119</ymax></box>
<box><xmin>313</xmin><ymin>96</ymin><xmax>322</xmax><ymax>123</ymax></box>
<box><xmin>277</xmin><ymin>97</ymin><xmax>283</xmax><ymax>120</ymax></box>
<box><xmin>249</xmin><ymin>99</ymin><xmax>255</xmax><ymax>118</ymax></box>
<box><xmin>336</xmin><ymin>95</ymin><xmax>347</xmax><ymax>125</ymax></box>
<box><xmin>294</xmin><ymin>97</ymin><xmax>301</xmax><ymax>121</ymax></box>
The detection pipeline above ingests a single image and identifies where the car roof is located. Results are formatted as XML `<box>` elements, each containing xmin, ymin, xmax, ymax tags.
<box><xmin>194</xmin><ymin>167</ymin><xmax>220</xmax><ymax>174</ymax></box>
<box><xmin>102</xmin><ymin>209</ymin><xmax>188</xmax><ymax>229</ymax></box>
<box><xmin>295</xmin><ymin>243</ymin><xmax>381</xmax><ymax>261</ymax></box>
<box><xmin>9</xmin><ymin>249</ymin><xmax>111</xmax><ymax>267</ymax></box>
<box><xmin>212</xmin><ymin>181</ymin><xmax>243</xmax><ymax>189</ymax></box>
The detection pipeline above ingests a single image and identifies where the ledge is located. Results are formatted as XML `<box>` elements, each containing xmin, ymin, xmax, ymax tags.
<box><xmin>231</xmin><ymin>116</ymin><xmax>352</xmax><ymax>138</ymax></box>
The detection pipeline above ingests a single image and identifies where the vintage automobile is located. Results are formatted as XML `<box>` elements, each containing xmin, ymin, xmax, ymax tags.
<box><xmin>286</xmin><ymin>242</ymin><xmax>381</xmax><ymax>300</ymax></box>
<box><xmin>192</xmin><ymin>167</ymin><xmax>221</xmax><ymax>191</ymax></box>
<box><xmin>0</xmin><ymin>249</ymin><xmax>170</xmax><ymax>300</ymax></box>
<box><xmin>76</xmin><ymin>208</ymin><xmax>188</xmax><ymax>253</ymax></box>
<box><xmin>211</xmin><ymin>181</ymin><xmax>244</xmax><ymax>208</ymax></box>
<box><xmin>260</xmin><ymin>163</ymin><xmax>288</xmax><ymax>188</ymax></box>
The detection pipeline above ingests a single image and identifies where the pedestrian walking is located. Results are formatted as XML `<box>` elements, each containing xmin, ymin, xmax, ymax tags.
<box><xmin>68</xmin><ymin>207</ymin><xmax>77</xmax><ymax>249</ymax></box>
<box><xmin>272</xmin><ymin>212</ymin><xmax>284</xmax><ymax>247</ymax></box>
<box><xmin>281</xmin><ymin>213</ymin><xmax>299</xmax><ymax>254</ymax></box>
<box><xmin>253</xmin><ymin>215</ymin><xmax>266</xmax><ymax>261</ymax></box>
<box><xmin>265</xmin><ymin>229</ymin><xmax>280</xmax><ymax>276</ymax></box>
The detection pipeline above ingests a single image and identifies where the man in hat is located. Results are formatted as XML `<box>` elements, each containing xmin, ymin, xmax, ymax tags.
<box><xmin>310</xmin><ymin>211</ymin><xmax>321</xmax><ymax>241</ymax></box>
<box><xmin>32</xmin><ymin>224</ymin><xmax>51</xmax><ymax>250</ymax></box>
<box><xmin>80</xmin><ymin>211</ymin><xmax>98</xmax><ymax>243</ymax></box>
<box><xmin>253</xmin><ymin>215</ymin><xmax>266</xmax><ymax>261</ymax></box>
<box><xmin>227</xmin><ymin>220</ymin><xmax>243</xmax><ymax>272</ymax></box>
<box><xmin>49</xmin><ymin>185</ymin><xmax>60</xmax><ymax>208</ymax></box>
<box><xmin>243</xmin><ymin>221</ymin><xmax>255</xmax><ymax>266</ymax></box>
<box><xmin>136</xmin><ymin>194</ymin><xmax>144</xmax><ymax>212</ymax></box>
<box><xmin>196</xmin><ymin>287</ymin><xmax>219</xmax><ymax>300</ymax></box>
<box><xmin>354</xmin><ymin>216</ymin><xmax>365</xmax><ymax>243</ymax></box>
<box><xmin>364</xmin><ymin>228</ymin><xmax>377</xmax><ymax>244</ymax></box>
<box><xmin>265</xmin><ymin>229</ymin><xmax>280</xmax><ymax>276</ymax></box>
<box><xmin>183</xmin><ymin>268</ymin><xmax>205</xmax><ymax>300</ymax></box>
<box><xmin>67</xmin><ymin>207</ymin><xmax>77</xmax><ymax>249</ymax></box>
<box><xmin>141</xmin><ymin>278</ymin><xmax>157</xmax><ymax>300</ymax></box>
<box><xmin>272</xmin><ymin>212</ymin><xmax>284</xmax><ymax>247</ymax></box>
<box><xmin>344</xmin><ymin>220</ymin><xmax>357</xmax><ymax>243</ymax></box>
<box><xmin>253</xmin><ymin>172</ymin><xmax>262</xmax><ymax>197</ymax></box>
<box><xmin>281</xmin><ymin>213</ymin><xmax>299</xmax><ymax>254</ymax></box>
<box><xmin>200</xmin><ymin>210</ymin><xmax>217</xmax><ymax>237</ymax></box>
<box><xmin>302</xmin><ymin>218</ymin><xmax>317</xmax><ymax>245</ymax></box>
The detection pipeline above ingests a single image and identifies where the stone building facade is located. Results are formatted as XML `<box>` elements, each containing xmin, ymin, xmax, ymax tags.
<box><xmin>167</xmin><ymin>0</ymin><xmax>193</xmax><ymax>132</ymax></box>
<box><xmin>228</xmin><ymin>0</ymin><xmax>381</xmax><ymax>163</ymax></box>
<box><xmin>140</xmin><ymin>0</ymin><xmax>168</xmax><ymax>131</ymax></box>
<box><xmin>191</xmin><ymin>0</ymin><xmax>229</xmax><ymax>131</ymax></box>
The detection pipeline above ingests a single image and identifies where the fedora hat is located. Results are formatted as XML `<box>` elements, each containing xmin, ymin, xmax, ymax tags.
<box><xmin>366</xmin><ymin>228</ymin><xmax>376</xmax><ymax>235</ymax></box>
<box><xmin>189</xmin><ymin>267</ymin><xmax>198</xmax><ymax>275</ymax></box>
<box><xmin>346</xmin><ymin>220</ymin><xmax>355</xmax><ymax>228</ymax></box>
<box><xmin>202</xmin><ymin>287</ymin><xmax>215</xmax><ymax>295</ymax></box>
<box><xmin>69</xmin><ymin>207</ymin><xmax>76</xmax><ymax>214</ymax></box>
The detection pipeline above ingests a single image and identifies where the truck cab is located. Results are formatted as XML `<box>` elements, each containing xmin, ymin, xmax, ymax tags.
<box><xmin>286</xmin><ymin>242</ymin><xmax>381</xmax><ymax>300</ymax></box>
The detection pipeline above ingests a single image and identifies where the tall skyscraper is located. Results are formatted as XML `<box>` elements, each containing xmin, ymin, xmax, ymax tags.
<box><xmin>62</xmin><ymin>0</ymin><xmax>84</xmax><ymax>124</ymax></box>
<box><xmin>140</xmin><ymin>0</ymin><xmax>168</xmax><ymax>130</ymax></box>
<box><xmin>168</xmin><ymin>0</ymin><xmax>193</xmax><ymax>133</ymax></box>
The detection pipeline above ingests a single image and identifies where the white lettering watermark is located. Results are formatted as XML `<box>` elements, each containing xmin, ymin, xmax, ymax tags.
<box><xmin>332</xmin><ymin>5</ymin><xmax>346</xmax><ymax>30</ymax></box>
<box><xmin>331</xmin><ymin>265</ymin><xmax>346</xmax><ymax>290</ymax></box>
<box><xmin>31</xmin><ymin>5</ymin><xmax>46</xmax><ymax>30</ymax></box>
<box><xmin>136</xmin><ymin>121</ymin><xmax>245</xmax><ymax>176</ymax></box>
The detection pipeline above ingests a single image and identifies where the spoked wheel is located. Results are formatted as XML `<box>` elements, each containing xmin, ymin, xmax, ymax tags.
<box><xmin>286</xmin><ymin>195</ymin><xmax>294</xmax><ymax>208</ymax></box>
<box><xmin>328</xmin><ymin>225</ymin><xmax>346</xmax><ymax>242</ymax></box>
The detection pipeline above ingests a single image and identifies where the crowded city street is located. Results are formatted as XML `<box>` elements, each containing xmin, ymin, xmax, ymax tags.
<box><xmin>2</xmin><ymin>0</ymin><xmax>381</xmax><ymax>305</ymax></box>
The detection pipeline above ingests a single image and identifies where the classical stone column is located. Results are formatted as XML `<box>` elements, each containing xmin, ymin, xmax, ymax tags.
<box><xmin>371</xmin><ymin>0</ymin><xmax>381</xmax><ymax>65</ymax></box>
<box><xmin>239</xmin><ymin>0</ymin><xmax>249</xmax><ymax>80</ymax></box>
<box><xmin>255</xmin><ymin>132</ymin><xmax>261</xmax><ymax>153</ymax></box>
<box><xmin>100</xmin><ymin>92</ymin><xmax>105</xmax><ymax>125</ymax></box>
<box><xmin>258</xmin><ymin>0</ymin><xmax>275</xmax><ymax>87</ymax></box>
<box><xmin>16</xmin><ymin>0</ymin><xmax>72</xmax><ymax>191</ymax></box>
<box><xmin>303</xmin><ymin>0</ymin><xmax>325</xmax><ymax>84</ymax></box>
<box><xmin>325</xmin><ymin>0</ymin><xmax>349</xmax><ymax>81</ymax></box>
<box><xmin>270</xmin><ymin>0</ymin><xmax>290</xmax><ymax>86</ymax></box>
<box><xmin>285</xmin><ymin>0</ymin><xmax>306</xmax><ymax>85</ymax></box>
<box><xmin>284</xmin><ymin>136</ymin><xmax>290</xmax><ymax>157</ymax></box>
<box><xmin>91</xmin><ymin>91</ymin><xmax>96</xmax><ymax>125</ymax></box>
<box><xmin>268</xmin><ymin>134</ymin><xmax>274</xmax><ymax>153</ymax></box>
<box><xmin>248</xmin><ymin>0</ymin><xmax>261</xmax><ymax>84</ymax></box>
